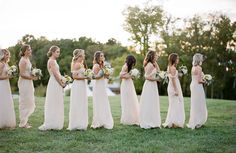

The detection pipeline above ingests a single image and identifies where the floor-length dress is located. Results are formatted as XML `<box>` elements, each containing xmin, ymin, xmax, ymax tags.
<box><xmin>91</xmin><ymin>64</ymin><xmax>114</xmax><ymax>129</ymax></box>
<box><xmin>120</xmin><ymin>64</ymin><xmax>139</xmax><ymax>125</ymax></box>
<box><xmin>18</xmin><ymin>58</ymin><xmax>35</xmax><ymax>127</ymax></box>
<box><xmin>140</xmin><ymin>63</ymin><xmax>161</xmax><ymax>129</ymax></box>
<box><xmin>68</xmin><ymin>68</ymin><xmax>88</xmax><ymax>130</ymax></box>
<box><xmin>39</xmin><ymin>60</ymin><xmax>64</xmax><ymax>130</ymax></box>
<box><xmin>187</xmin><ymin>72</ymin><xmax>207</xmax><ymax>129</ymax></box>
<box><xmin>163</xmin><ymin>69</ymin><xmax>185</xmax><ymax>128</ymax></box>
<box><xmin>0</xmin><ymin>63</ymin><xmax>16</xmax><ymax>128</ymax></box>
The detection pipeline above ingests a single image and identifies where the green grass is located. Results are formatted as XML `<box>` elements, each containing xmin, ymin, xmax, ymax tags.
<box><xmin>0</xmin><ymin>96</ymin><xmax>235</xmax><ymax>153</ymax></box>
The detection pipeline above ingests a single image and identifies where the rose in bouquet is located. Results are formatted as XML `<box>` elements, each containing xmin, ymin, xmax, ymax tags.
<box><xmin>7</xmin><ymin>65</ymin><xmax>18</xmax><ymax>77</ymax></box>
<box><xmin>61</xmin><ymin>74</ymin><xmax>73</xmax><ymax>86</ymax></box>
<box><xmin>31</xmin><ymin>68</ymin><xmax>43</xmax><ymax>79</ymax></box>
<box><xmin>203</xmin><ymin>74</ymin><xmax>213</xmax><ymax>86</ymax></box>
<box><xmin>129</xmin><ymin>68</ymin><xmax>140</xmax><ymax>79</ymax></box>
<box><xmin>178</xmin><ymin>65</ymin><xmax>188</xmax><ymax>76</ymax></box>
<box><xmin>102</xmin><ymin>65</ymin><xmax>114</xmax><ymax>77</ymax></box>
<box><xmin>83</xmin><ymin>69</ymin><xmax>94</xmax><ymax>79</ymax></box>
<box><xmin>155</xmin><ymin>71</ymin><xmax>168</xmax><ymax>84</ymax></box>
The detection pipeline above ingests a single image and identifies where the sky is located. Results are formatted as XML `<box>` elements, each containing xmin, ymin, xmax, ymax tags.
<box><xmin>0</xmin><ymin>0</ymin><xmax>236</xmax><ymax>48</ymax></box>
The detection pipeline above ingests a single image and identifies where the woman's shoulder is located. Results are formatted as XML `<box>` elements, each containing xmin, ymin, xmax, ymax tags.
<box><xmin>145</xmin><ymin>62</ymin><xmax>154</xmax><ymax>68</ymax></box>
<box><xmin>192</xmin><ymin>65</ymin><xmax>202</xmax><ymax>75</ymax></box>
<box><xmin>19</xmin><ymin>57</ymin><xmax>27</xmax><ymax>65</ymax></box>
<box><xmin>122</xmin><ymin>63</ymin><xmax>128</xmax><ymax>69</ymax></box>
<box><xmin>93</xmin><ymin>63</ymin><xmax>100</xmax><ymax>68</ymax></box>
<box><xmin>0</xmin><ymin>62</ymin><xmax>4</xmax><ymax>69</ymax></box>
<box><xmin>169</xmin><ymin>65</ymin><xmax>177</xmax><ymax>71</ymax></box>
<box><xmin>168</xmin><ymin>66</ymin><xmax>177</xmax><ymax>76</ymax></box>
<box><xmin>72</xmin><ymin>62</ymin><xmax>82</xmax><ymax>70</ymax></box>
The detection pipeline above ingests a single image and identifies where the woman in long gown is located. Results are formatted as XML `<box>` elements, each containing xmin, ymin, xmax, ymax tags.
<box><xmin>68</xmin><ymin>49</ymin><xmax>88</xmax><ymax>130</ymax></box>
<box><xmin>187</xmin><ymin>53</ymin><xmax>208</xmax><ymax>129</ymax></box>
<box><xmin>120</xmin><ymin>55</ymin><xmax>139</xmax><ymax>125</ymax></box>
<box><xmin>38</xmin><ymin>46</ymin><xmax>65</xmax><ymax>130</ymax></box>
<box><xmin>139</xmin><ymin>50</ymin><xmax>161</xmax><ymax>129</ymax></box>
<box><xmin>163</xmin><ymin>53</ymin><xmax>185</xmax><ymax>128</ymax></box>
<box><xmin>18</xmin><ymin>44</ymin><xmax>37</xmax><ymax>128</ymax></box>
<box><xmin>0</xmin><ymin>49</ymin><xmax>16</xmax><ymax>129</ymax></box>
<box><xmin>91</xmin><ymin>51</ymin><xmax>114</xmax><ymax>129</ymax></box>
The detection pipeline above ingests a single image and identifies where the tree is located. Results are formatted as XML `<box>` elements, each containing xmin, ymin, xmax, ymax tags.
<box><xmin>123</xmin><ymin>2</ymin><xmax>164</xmax><ymax>55</ymax></box>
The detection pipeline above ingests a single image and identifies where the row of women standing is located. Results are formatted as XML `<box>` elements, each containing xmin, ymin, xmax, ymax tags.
<box><xmin>0</xmin><ymin>45</ymin><xmax>208</xmax><ymax>130</ymax></box>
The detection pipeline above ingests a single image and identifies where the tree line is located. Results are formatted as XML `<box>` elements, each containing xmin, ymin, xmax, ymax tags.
<box><xmin>6</xmin><ymin>3</ymin><xmax>236</xmax><ymax>100</ymax></box>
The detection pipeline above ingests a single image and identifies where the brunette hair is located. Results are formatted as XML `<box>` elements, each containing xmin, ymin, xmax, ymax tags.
<box><xmin>19</xmin><ymin>44</ymin><xmax>30</xmax><ymax>57</ymax></box>
<box><xmin>125</xmin><ymin>55</ymin><xmax>136</xmax><ymax>73</ymax></box>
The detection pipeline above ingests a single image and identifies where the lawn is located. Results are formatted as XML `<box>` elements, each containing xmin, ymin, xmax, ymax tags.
<box><xmin>0</xmin><ymin>96</ymin><xmax>235</xmax><ymax>153</ymax></box>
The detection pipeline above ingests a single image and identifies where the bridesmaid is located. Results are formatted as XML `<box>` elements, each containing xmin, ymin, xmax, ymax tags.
<box><xmin>0</xmin><ymin>49</ymin><xmax>16</xmax><ymax>129</ymax></box>
<box><xmin>38</xmin><ymin>46</ymin><xmax>65</xmax><ymax>130</ymax></box>
<box><xmin>91</xmin><ymin>51</ymin><xmax>114</xmax><ymax>129</ymax></box>
<box><xmin>18</xmin><ymin>44</ymin><xmax>37</xmax><ymax>128</ymax></box>
<box><xmin>163</xmin><ymin>53</ymin><xmax>185</xmax><ymax>128</ymax></box>
<box><xmin>68</xmin><ymin>49</ymin><xmax>88</xmax><ymax>130</ymax></box>
<box><xmin>139</xmin><ymin>50</ymin><xmax>161</xmax><ymax>129</ymax></box>
<box><xmin>187</xmin><ymin>53</ymin><xmax>208</xmax><ymax>129</ymax></box>
<box><xmin>120</xmin><ymin>55</ymin><xmax>139</xmax><ymax>125</ymax></box>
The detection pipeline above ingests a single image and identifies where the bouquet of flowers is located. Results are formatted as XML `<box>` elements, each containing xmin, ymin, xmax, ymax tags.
<box><xmin>155</xmin><ymin>71</ymin><xmax>168</xmax><ymax>84</ymax></box>
<box><xmin>129</xmin><ymin>68</ymin><xmax>140</xmax><ymax>79</ymax></box>
<box><xmin>203</xmin><ymin>74</ymin><xmax>213</xmax><ymax>86</ymax></box>
<box><xmin>31</xmin><ymin>68</ymin><xmax>43</xmax><ymax>79</ymax></box>
<box><xmin>178</xmin><ymin>65</ymin><xmax>188</xmax><ymax>76</ymax></box>
<box><xmin>7</xmin><ymin>65</ymin><xmax>18</xmax><ymax>77</ymax></box>
<box><xmin>102</xmin><ymin>65</ymin><xmax>114</xmax><ymax>76</ymax></box>
<box><xmin>62</xmin><ymin>75</ymin><xmax>73</xmax><ymax>85</ymax></box>
<box><xmin>83</xmin><ymin>69</ymin><xmax>94</xmax><ymax>79</ymax></box>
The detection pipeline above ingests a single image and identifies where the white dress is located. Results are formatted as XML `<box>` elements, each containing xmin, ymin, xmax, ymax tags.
<box><xmin>120</xmin><ymin>64</ymin><xmax>139</xmax><ymax>125</ymax></box>
<box><xmin>140</xmin><ymin>63</ymin><xmax>161</xmax><ymax>129</ymax></box>
<box><xmin>0</xmin><ymin>63</ymin><xmax>16</xmax><ymax>128</ymax></box>
<box><xmin>18</xmin><ymin>58</ymin><xmax>35</xmax><ymax>127</ymax></box>
<box><xmin>39</xmin><ymin>60</ymin><xmax>64</xmax><ymax>130</ymax></box>
<box><xmin>163</xmin><ymin>69</ymin><xmax>185</xmax><ymax>128</ymax></box>
<box><xmin>187</xmin><ymin>72</ymin><xmax>208</xmax><ymax>129</ymax></box>
<box><xmin>68</xmin><ymin>68</ymin><xmax>88</xmax><ymax>130</ymax></box>
<box><xmin>91</xmin><ymin>64</ymin><xmax>114</xmax><ymax>129</ymax></box>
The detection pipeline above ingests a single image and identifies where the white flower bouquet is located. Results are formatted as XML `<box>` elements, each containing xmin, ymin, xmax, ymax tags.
<box><xmin>62</xmin><ymin>75</ymin><xmax>73</xmax><ymax>85</ymax></box>
<box><xmin>155</xmin><ymin>71</ymin><xmax>168</xmax><ymax>84</ymax></box>
<box><xmin>129</xmin><ymin>68</ymin><xmax>140</xmax><ymax>79</ymax></box>
<box><xmin>83</xmin><ymin>69</ymin><xmax>94</xmax><ymax>79</ymax></box>
<box><xmin>178</xmin><ymin>65</ymin><xmax>188</xmax><ymax>76</ymax></box>
<box><xmin>31</xmin><ymin>68</ymin><xmax>43</xmax><ymax>79</ymax></box>
<box><xmin>203</xmin><ymin>74</ymin><xmax>213</xmax><ymax>86</ymax></box>
<box><xmin>102</xmin><ymin>65</ymin><xmax>114</xmax><ymax>76</ymax></box>
<box><xmin>7</xmin><ymin>65</ymin><xmax>18</xmax><ymax>77</ymax></box>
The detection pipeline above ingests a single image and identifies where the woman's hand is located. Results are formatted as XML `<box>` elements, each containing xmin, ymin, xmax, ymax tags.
<box><xmin>31</xmin><ymin>76</ymin><xmax>38</xmax><ymax>81</ymax></box>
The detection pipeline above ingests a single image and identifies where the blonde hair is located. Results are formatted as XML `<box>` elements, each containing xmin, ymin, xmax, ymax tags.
<box><xmin>72</xmin><ymin>49</ymin><xmax>84</xmax><ymax>62</ymax></box>
<box><xmin>0</xmin><ymin>49</ymin><xmax>10</xmax><ymax>61</ymax></box>
<box><xmin>192</xmin><ymin>53</ymin><xmax>203</xmax><ymax>66</ymax></box>
<box><xmin>0</xmin><ymin>49</ymin><xmax>5</xmax><ymax>61</ymax></box>
<box><xmin>71</xmin><ymin>49</ymin><xmax>85</xmax><ymax>71</ymax></box>
<box><xmin>47</xmin><ymin>45</ymin><xmax>60</xmax><ymax>57</ymax></box>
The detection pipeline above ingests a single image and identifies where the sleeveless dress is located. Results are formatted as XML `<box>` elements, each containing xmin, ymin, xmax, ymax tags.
<box><xmin>187</xmin><ymin>72</ymin><xmax>208</xmax><ymax>129</ymax></box>
<box><xmin>120</xmin><ymin>64</ymin><xmax>139</xmax><ymax>125</ymax></box>
<box><xmin>163</xmin><ymin>69</ymin><xmax>185</xmax><ymax>128</ymax></box>
<box><xmin>39</xmin><ymin>60</ymin><xmax>64</xmax><ymax>130</ymax></box>
<box><xmin>0</xmin><ymin>63</ymin><xmax>16</xmax><ymax>128</ymax></box>
<box><xmin>68</xmin><ymin>67</ymin><xmax>88</xmax><ymax>130</ymax></box>
<box><xmin>18</xmin><ymin>58</ymin><xmax>35</xmax><ymax>127</ymax></box>
<box><xmin>91</xmin><ymin>64</ymin><xmax>114</xmax><ymax>129</ymax></box>
<box><xmin>139</xmin><ymin>63</ymin><xmax>161</xmax><ymax>129</ymax></box>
